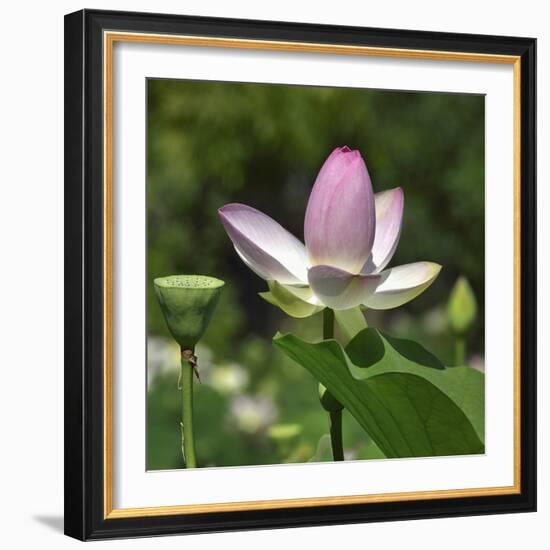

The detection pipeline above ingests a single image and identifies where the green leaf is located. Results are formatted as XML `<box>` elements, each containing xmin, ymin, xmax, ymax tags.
<box><xmin>274</xmin><ymin>330</ymin><xmax>484</xmax><ymax>458</ymax></box>
<box><xmin>259</xmin><ymin>281</ymin><xmax>324</xmax><ymax>318</ymax></box>
<box><xmin>346</xmin><ymin>329</ymin><xmax>484</xmax><ymax>440</ymax></box>
<box><xmin>447</xmin><ymin>276</ymin><xmax>477</xmax><ymax>334</ymax></box>
<box><xmin>334</xmin><ymin>307</ymin><xmax>368</xmax><ymax>345</ymax></box>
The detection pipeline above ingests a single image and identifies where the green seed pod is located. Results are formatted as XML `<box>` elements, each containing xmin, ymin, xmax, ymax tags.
<box><xmin>154</xmin><ymin>275</ymin><xmax>224</xmax><ymax>350</ymax></box>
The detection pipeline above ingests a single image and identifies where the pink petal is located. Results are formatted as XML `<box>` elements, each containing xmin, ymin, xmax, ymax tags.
<box><xmin>219</xmin><ymin>204</ymin><xmax>308</xmax><ymax>285</ymax></box>
<box><xmin>304</xmin><ymin>147</ymin><xmax>375</xmax><ymax>274</ymax></box>
<box><xmin>369</xmin><ymin>188</ymin><xmax>404</xmax><ymax>273</ymax></box>
<box><xmin>363</xmin><ymin>262</ymin><xmax>441</xmax><ymax>310</ymax></box>
<box><xmin>308</xmin><ymin>264</ymin><xmax>380</xmax><ymax>310</ymax></box>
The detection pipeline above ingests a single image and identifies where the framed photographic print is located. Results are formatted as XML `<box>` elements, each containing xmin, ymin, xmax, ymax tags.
<box><xmin>64</xmin><ymin>9</ymin><xmax>536</xmax><ymax>540</ymax></box>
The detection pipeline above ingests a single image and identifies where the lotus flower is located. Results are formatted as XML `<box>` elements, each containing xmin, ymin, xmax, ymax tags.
<box><xmin>218</xmin><ymin>146</ymin><xmax>441</xmax><ymax>315</ymax></box>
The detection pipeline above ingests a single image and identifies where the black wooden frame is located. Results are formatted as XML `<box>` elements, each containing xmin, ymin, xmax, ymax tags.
<box><xmin>64</xmin><ymin>8</ymin><xmax>537</xmax><ymax>541</ymax></box>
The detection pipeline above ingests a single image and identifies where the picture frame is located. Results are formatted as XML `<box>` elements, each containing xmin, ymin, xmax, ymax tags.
<box><xmin>64</xmin><ymin>8</ymin><xmax>536</xmax><ymax>541</ymax></box>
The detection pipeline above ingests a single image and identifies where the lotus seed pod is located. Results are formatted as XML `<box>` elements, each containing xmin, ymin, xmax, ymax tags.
<box><xmin>154</xmin><ymin>275</ymin><xmax>224</xmax><ymax>350</ymax></box>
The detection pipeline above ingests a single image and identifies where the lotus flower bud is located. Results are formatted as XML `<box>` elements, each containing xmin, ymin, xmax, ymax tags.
<box><xmin>304</xmin><ymin>146</ymin><xmax>375</xmax><ymax>274</ymax></box>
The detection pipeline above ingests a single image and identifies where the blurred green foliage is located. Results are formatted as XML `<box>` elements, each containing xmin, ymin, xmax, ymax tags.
<box><xmin>146</xmin><ymin>79</ymin><xmax>484</xmax><ymax>470</ymax></box>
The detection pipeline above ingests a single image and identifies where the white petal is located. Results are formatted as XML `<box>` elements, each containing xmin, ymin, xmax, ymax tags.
<box><xmin>259</xmin><ymin>281</ymin><xmax>325</xmax><ymax>318</ymax></box>
<box><xmin>282</xmin><ymin>284</ymin><xmax>324</xmax><ymax>306</ymax></box>
<box><xmin>219</xmin><ymin>204</ymin><xmax>308</xmax><ymax>284</ymax></box>
<box><xmin>363</xmin><ymin>262</ymin><xmax>441</xmax><ymax>310</ymax></box>
<box><xmin>308</xmin><ymin>265</ymin><xmax>380</xmax><ymax>310</ymax></box>
<box><xmin>370</xmin><ymin>188</ymin><xmax>404</xmax><ymax>272</ymax></box>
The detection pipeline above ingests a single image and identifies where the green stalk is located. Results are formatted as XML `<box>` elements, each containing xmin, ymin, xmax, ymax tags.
<box><xmin>329</xmin><ymin>409</ymin><xmax>344</xmax><ymax>462</ymax></box>
<box><xmin>323</xmin><ymin>308</ymin><xmax>344</xmax><ymax>461</ymax></box>
<box><xmin>454</xmin><ymin>336</ymin><xmax>466</xmax><ymax>366</ymax></box>
<box><xmin>323</xmin><ymin>307</ymin><xmax>335</xmax><ymax>341</ymax></box>
<box><xmin>180</xmin><ymin>348</ymin><xmax>197</xmax><ymax>468</ymax></box>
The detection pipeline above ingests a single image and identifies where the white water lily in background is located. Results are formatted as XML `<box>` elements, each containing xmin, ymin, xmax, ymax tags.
<box><xmin>218</xmin><ymin>146</ymin><xmax>441</xmax><ymax>315</ymax></box>
<box><xmin>230</xmin><ymin>395</ymin><xmax>278</xmax><ymax>434</ymax></box>
<box><xmin>210</xmin><ymin>363</ymin><xmax>249</xmax><ymax>395</ymax></box>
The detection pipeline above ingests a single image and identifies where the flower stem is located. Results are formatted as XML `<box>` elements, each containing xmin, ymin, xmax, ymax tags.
<box><xmin>323</xmin><ymin>307</ymin><xmax>335</xmax><ymax>340</ymax></box>
<box><xmin>329</xmin><ymin>409</ymin><xmax>344</xmax><ymax>461</ymax></box>
<box><xmin>323</xmin><ymin>308</ymin><xmax>344</xmax><ymax>461</ymax></box>
<box><xmin>454</xmin><ymin>337</ymin><xmax>466</xmax><ymax>366</ymax></box>
<box><xmin>180</xmin><ymin>348</ymin><xmax>197</xmax><ymax>468</ymax></box>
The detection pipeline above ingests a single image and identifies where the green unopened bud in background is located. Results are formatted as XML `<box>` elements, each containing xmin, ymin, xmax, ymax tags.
<box><xmin>154</xmin><ymin>275</ymin><xmax>224</xmax><ymax>350</ymax></box>
<box><xmin>447</xmin><ymin>276</ymin><xmax>477</xmax><ymax>335</ymax></box>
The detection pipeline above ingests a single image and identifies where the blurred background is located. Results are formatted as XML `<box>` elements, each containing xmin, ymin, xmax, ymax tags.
<box><xmin>146</xmin><ymin>79</ymin><xmax>484</xmax><ymax>470</ymax></box>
